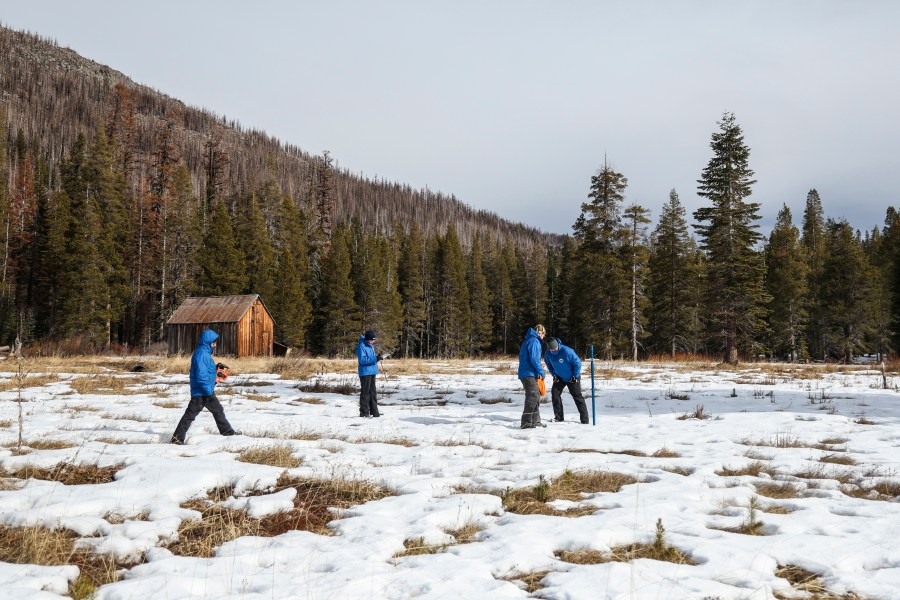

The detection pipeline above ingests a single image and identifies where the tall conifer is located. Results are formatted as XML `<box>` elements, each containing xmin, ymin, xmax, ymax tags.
<box><xmin>765</xmin><ymin>205</ymin><xmax>808</xmax><ymax>361</ymax></box>
<box><xmin>647</xmin><ymin>190</ymin><xmax>703</xmax><ymax>357</ymax></box>
<box><xmin>693</xmin><ymin>113</ymin><xmax>769</xmax><ymax>363</ymax></box>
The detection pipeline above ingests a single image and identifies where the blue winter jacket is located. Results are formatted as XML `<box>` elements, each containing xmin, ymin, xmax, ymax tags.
<box><xmin>355</xmin><ymin>335</ymin><xmax>379</xmax><ymax>376</ymax></box>
<box><xmin>517</xmin><ymin>328</ymin><xmax>545</xmax><ymax>379</ymax></box>
<box><xmin>544</xmin><ymin>338</ymin><xmax>582</xmax><ymax>382</ymax></box>
<box><xmin>190</xmin><ymin>329</ymin><xmax>219</xmax><ymax>397</ymax></box>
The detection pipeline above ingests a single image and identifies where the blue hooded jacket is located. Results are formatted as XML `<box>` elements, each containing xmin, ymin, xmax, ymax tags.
<box><xmin>517</xmin><ymin>328</ymin><xmax>545</xmax><ymax>379</ymax></box>
<box><xmin>190</xmin><ymin>329</ymin><xmax>219</xmax><ymax>397</ymax></box>
<box><xmin>543</xmin><ymin>338</ymin><xmax>582</xmax><ymax>382</ymax></box>
<box><xmin>355</xmin><ymin>335</ymin><xmax>379</xmax><ymax>376</ymax></box>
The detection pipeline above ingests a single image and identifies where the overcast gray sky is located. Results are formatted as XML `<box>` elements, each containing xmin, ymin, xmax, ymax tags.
<box><xmin>4</xmin><ymin>1</ymin><xmax>899</xmax><ymax>235</ymax></box>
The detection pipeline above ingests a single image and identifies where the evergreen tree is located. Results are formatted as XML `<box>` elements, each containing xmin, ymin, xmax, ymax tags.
<box><xmin>269</xmin><ymin>194</ymin><xmax>312</xmax><ymax>348</ymax></box>
<box><xmin>467</xmin><ymin>232</ymin><xmax>492</xmax><ymax>354</ymax></box>
<box><xmin>236</xmin><ymin>192</ymin><xmax>276</xmax><ymax>303</ymax></box>
<box><xmin>486</xmin><ymin>235</ymin><xmax>516</xmax><ymax>353</ymax></box>
<box><xmin>317</xmin><ymin>223</ymin><xmax>359</xmax><ymax>356</ymax></box>
<box><xmin>647</xmin><ymin>190</ymin><xmax>703</xmax><ymax>357</ymax></box>
<box><xmin>572</xmin><ymin>160</ymin><xmax>630</xmax><ymax>358</ymax></box>
<box><xmin>623</xmin><ymin>203</ymin><xmax>651</xmax><ymax>360</ymax></box>
<box><xmin>801</xmin><ymin>189</ymin><xmax>827</xmax><ymax>359</ymax></box>
<box><xmin>765</xmin><ymin>205</ymin><xmax>808</xmax><ymax>361</ymax></box>
<box><xmin>434</xmin><ymin>224</ymin><xmax>471</xmax><ymax>357</ymax></box>
<box><xmin>86</xmin><ymin>127</ymin><xmax>129</xmax><ymax>345</ymax></box>
<box><xmin>693</xmin><ymin>113</ymin><xmax>769</xmax><ymax>364</ymax></box>
<box><xmin>196</xmin><ymin>201</ymin><xmax>247</xmax><ymax>295</ymax></box>
<box><xmin>398</xmin><ymin>222</ymin><xmax>427</xmax><ymax>357</ymax></box>
<box><xmin>821</xmin><ymin>220</ymin><xmax>876</xmax><ymax>361</ymax></box>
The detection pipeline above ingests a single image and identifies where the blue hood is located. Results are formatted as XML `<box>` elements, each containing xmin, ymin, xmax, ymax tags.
<box><xmin>197</xmin><ymin>329</ymin><xmax>219</xmax><ymax>351</ymax></box>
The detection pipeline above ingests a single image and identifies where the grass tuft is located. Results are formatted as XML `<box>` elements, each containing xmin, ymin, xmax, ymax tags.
<box><xmin>1</xmin><ymin>462</ymin><xmax>122</xmax><ymax>485</ymax></box>
<box><xmin>237</xmin><ymin>444</ymin><xmax>302</xmax><ymax>468</ymax></box>
<box><xmin>754</xmin><ymin>482</ymin><xmax>802</xmax><ymax>499</ymax></box>
<box><xmin>501</xmin><ymin>469</ymin><xmax>637</xmax><ymax>517</ymax></box>
<box><xmin>555</xmin><ymin>519</ymin><xmax>695</xmax><ymax>565</ymax></box>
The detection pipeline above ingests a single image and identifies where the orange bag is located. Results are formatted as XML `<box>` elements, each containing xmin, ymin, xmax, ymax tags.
<box><xmin>537</xmin><ymin>376</ymin><xmax>546</xmax><ymax>398</ymax></box>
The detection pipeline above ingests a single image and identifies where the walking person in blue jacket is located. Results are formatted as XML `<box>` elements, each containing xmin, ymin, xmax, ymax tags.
<box><xmin>171</xmin><ymin>329</ymin><xmax>240</xmax><ymax>444</ymax></box>
<box><xmin>518</xmin><ymin>324</ymin><xmax>547</xmax><ymax>428</ymax></box>
<box><xmin>356</xmin><ymin>329</ymin><xmax>387</xmax><ymax>417</ymax></box>
<box><xmin>544</xmin><ymin>337</ymin><xmax>589</xmax><ymax>424</ymax></box>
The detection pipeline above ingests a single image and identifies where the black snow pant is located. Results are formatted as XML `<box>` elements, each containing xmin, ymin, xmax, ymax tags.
<box><xmin>520</xmin><ymin>376</ymin><xmax>543</xmax><ymax>428</ymax></box>
<box><xmin>551</xmin><ymin>378</ymin><xmax>589</xmax><ymax>424</ymax></box>
<box><xmin>172</xmin><ymin>395</ymin><xmax>235</xmax><ymax>442</ymax></box>
<box><xmin>359</xmin><ymin>374</ymin><xmax>380</xmax><ymax>417</ymax></box>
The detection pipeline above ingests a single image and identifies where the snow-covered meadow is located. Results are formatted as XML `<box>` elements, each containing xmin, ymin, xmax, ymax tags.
<box><xmin>1</xmin><ymin>359</ymin><xmax>899</xmax><ymax>599</ymax></box>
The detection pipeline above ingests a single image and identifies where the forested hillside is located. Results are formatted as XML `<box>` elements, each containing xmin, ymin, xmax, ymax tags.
<box><xmin>2</xmin><ymin>26</ymin><xmax>899</xmax><ymax>362</ymax></box>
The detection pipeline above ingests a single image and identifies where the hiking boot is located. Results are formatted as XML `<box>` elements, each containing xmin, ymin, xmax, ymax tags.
<box><xmin>534</xmin><ymin>422</ymin><xmax>547</xmax><ymax>428</ymax></box>
<box><xmin>553</xmin><ymin>418</ymin><xmax>565</xmax><ymax>422</ymax></box>
<box><xmin>170</xmin><ymin>436</ymin><xmax>184</xmax><ymax>445</ymax></box>
<box><xmin>223</xmin><ymin>430</ymin><xmax>242</xmax><ymax>436</ymax></box>
<box><xmin>520</xmin><ymin>423</ymin><xmax>534</xmax><ymax>429</ymax></box>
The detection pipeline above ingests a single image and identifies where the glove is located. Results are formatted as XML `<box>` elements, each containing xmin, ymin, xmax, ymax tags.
<box><xmin>216</xmin><ymin>363</ymin><xmax>230</xmax><ymax>383</ymax></box>
<box><xmin>377</xmin><ymin>354</ymin><xmax>383</xmax><ymax>361</ymax></box>
<box><xmin>382</xmin><ymin>352</ymin><xmax>391</xmax><ymax>360</ymax></box>
<box><xmin>553</xmin><ymin>376</ymin><xmax>561</xmax><ymax>384</ymax></box>
<box><xmin>570</xmin><ymin>376</ymin><xmax>580</xmax><ymax>383</ymax></box>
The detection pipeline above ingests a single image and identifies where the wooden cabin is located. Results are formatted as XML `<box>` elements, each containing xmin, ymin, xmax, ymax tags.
<box><xmin>166</xmin><ymin>295</ymin><xmax>275</xmax><ymax>357</ymax></box>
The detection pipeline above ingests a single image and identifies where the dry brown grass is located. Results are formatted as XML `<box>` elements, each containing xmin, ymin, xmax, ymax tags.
<box><xmin>0</xmin><ymin>524</ymin><xmax>133</xmax><ymax>599</ymax></box>
<box><xmin>152</xmin><ymin>399</ymin><xmax>182</xmax><ymax>409</ymax></box>
<box><xmin>168</xmin><ymin>473</ymin><xmax>395</xmax><ymax>557</ymax></box>
<box><xmin>792</xmin><ymin>465</ymin><xmax>855</xmax><ymax>484</ymax></box>
<box><xmin>237</xmin><ymin>444</ymin><xmax>302</xmax><ymax>469</ymax></box>
<box><xmin>393</xmin><ymin>537</ymin><xmax>448</xmax><ymax>557</ymax></box>
<box><xmin>555</xmin><ymin>519</ymin><xmax>695</xmax><ymax>565</ymax></box>
<box><xmin>663</xmin><ymin>466</ymin><xmax>694</xmax><ymax>476</ymax></box>
<box><xmin>0</xmin><ymin>374</ymin><xmax>62</xmax><ymax>392</ymax></box>
<box><xmin>499</xmin><ymin>570</ymin><xmax>553</xmax><ymax>593</ymax></box>
<box><xmin>479</xmin><ymin>395</ymin><xmax>512</xmax><ymax>404</ymax></box>
<box><xmin>841</xmin><ymin>480</ymin><xmax>900</xmax><ymax>502</ymax></box>
<box><xmin>94</xmin><ymin>436</ymin><xmax>128</xmax><ymax>444</ymax></box>
<box><xmin>651</xmin><ymin>447</ymin><xmax>680</xmax><ymax>458</ymax></box>
<box><xmin>774</xmin><ymin>564</ymin><xmax>869</xmax><ymax>599</ymax></box>
<box><xmin>502</xmin><ymin>470</ymin><xmax>638</xmax><ymax>517</ymax></box>
<box><xmin>854</xmin><ymin>416</ymin><xmax>875</xmax><ymax>425</ymax></box>
<box><xmin>69</xmin><ymin>373</ymin><xmax>144</xmax><ymax>395</ymax></box>
<box><xmin>739</xmin><ymin>430</ymin><xmax>809</xmax><ymax>448</ymax></box>
<box><xmin>292</xmin><ymin>396</ymin><xmax>325</xmax><ymax>405</ymax></box>
<box><xmin>819</xmin><ymin>453</ymin><xmax>857</xmax><ymax>466</ymax></box>
<box><xmin>677</xmin><ymin>404</ymin><xmax>710</xmax><ymax>420</ymax></box>
<box><xmin>296</xmin><ymin>378</ymin><xmax>358</xmax><ymax>395</ymax></box>
<box><xmin>755</xmin><ymin>482</ymin><xmax>803</xmax><ymax>499</ymax></box>
<box><xmin>0</xmin><ymin>419</ymin><xmax>11</xmax><ymax>428</ymax></box>
<box><xmin>21</xmin><ymin>439</ymin><xmax>76</xmax><ymax>450</ymax></box>
<box><xmin>1</xmin><ymin>462</ymin><xmax>122</xmax><ymax>485</ymax></box>
<box><xmin>238</xmin><ymin>392</ymin><xmax>276</xmax><ymax>402</ymax></box>
<box><xmin>716</xmin><ymin>461</ymin><xmax>772</xmax><ymax>477</ymax></box>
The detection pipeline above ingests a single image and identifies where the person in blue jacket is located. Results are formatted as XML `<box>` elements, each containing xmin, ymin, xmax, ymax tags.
<box><xmin>544</xmin><ymin>337</ymin><xmax>589</xmax><ymax>424</ymax></box>
<box><xmin>171</xmin><ymin>329</ymin><xmax>240</xmax><ymax>444</ymax></box>
<box><xmin>356</xmin><ymin>329</ymin><xmax>387</xmax><ymax>417</ymax></box>
<box><xmin>517</xmin><ymin>324</ymin><xmax>546</xmax><ymax>428</ymax></box>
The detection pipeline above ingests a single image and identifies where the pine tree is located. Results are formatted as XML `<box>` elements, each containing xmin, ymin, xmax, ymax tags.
<box><xmin>488</xmin><ymin>236</ymin><xmax>517</xmax><ymax>353</ymax></box>
<box><xmin>693</xmin><ymin>113</ymin><xmax>769</xmax><ymax>364</ymax></box>
<box><xmin>623</xmin><ymin>203</ymin><xmax>651</xmax><ymax>360</ymax></box>
<box><xmin>821</xmin><ymin>220</ymin><xmax>876</xmax><ymax>362</ymax></box>
<box><xmin>317</xmin><ymin>223</ymin><xmax>359</xmax><ymax>356</ymax></box>
<box><xmin>647</xmin><ymin>190</ymin><xmax>703</xmax><ymax>357</ymax></box>
<box><xmin>236</xmin><ymin>192</ymin><xmax>276</xmax><ymax>303</ymax></box>
<box><xmin>765</xmin><ymin>205</ymin><xmax>808</xmax><ymax>361</ymax></box>
<box><xmin>801</xmin><ymin>189</ymin><xmax>827</xmax><ymax>359</ymax></box>
<box><xmin>398</xmin><ymin>221</ymin><xmax>427</xmax><ymax>357</ymax></box>
<box><xmin>467</xmin><ymin>232</ymin><xmax>492</xmax><ymax>354</ymax></box>
<box><xmin>164</xmin><ymin>165</ymin><xmax>201</xmax><ymax>326</ymax></box>
<box><xmin>196</xmin><ymin>201</ymin><xmax>247</xmax><ymax>295</ymax></box>
<box><xmin>86</xmin><ymin>126</ymin><xmax>129</xmax><ymax>345</ymax></box>
<box><xmin>572</xmin><ymin>160</ymin><xmax>630</xmax><ymax>358</ymax></box>
<box><xmin>434</xmin><ymin>224</ymin><xmax>471</xmax><ymax>357</ymax></box>
<box><xmin>269</xmin><ymin>194</ymin><xmax>312</xmax><ymax>348</ymax></box>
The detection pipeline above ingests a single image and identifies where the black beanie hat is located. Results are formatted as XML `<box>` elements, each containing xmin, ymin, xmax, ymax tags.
<box><xmin>364</xmin><ymin>330</ymin><xmax>377</xmax><ymax>341</ymax></box>
<box><xmin>547</xmin><ymin>338</ymin><xmax>559</xmax><ymax>351</ymax></box>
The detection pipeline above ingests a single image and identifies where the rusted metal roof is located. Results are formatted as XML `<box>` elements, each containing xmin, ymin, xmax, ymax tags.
<box><xmin>167</xmin><ymin>294</ymin><xmax>269</xmax><ymax>325</ymax></box>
